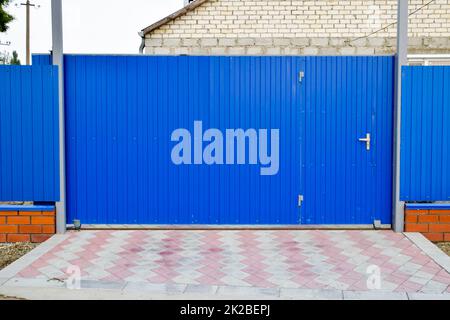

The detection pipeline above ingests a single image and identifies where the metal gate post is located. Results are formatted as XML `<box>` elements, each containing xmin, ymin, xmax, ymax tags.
<box><xmin>393</xmin><ymin>0</ymin><xmax>408</xmax><ymax>232</ymax></box>
<box><xmin>51</xmin><ymin>0</ymin><xmax>66</xmax><ymax>234</ymax></box>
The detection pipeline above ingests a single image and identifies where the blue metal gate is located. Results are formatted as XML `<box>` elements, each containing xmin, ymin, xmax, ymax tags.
<box><xmin>56</xmin><ymin>55</ymin><xmax>394</xmax><ymax>225</ymax></box>
<box><xmin>300</xmin><ymin>57</ymin><xmax>394</xmax><ymax>224</ymax></box>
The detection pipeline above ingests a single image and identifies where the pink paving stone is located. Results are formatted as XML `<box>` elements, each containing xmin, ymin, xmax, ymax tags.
<box><xmin>195</xmin><ymin>275</ymin><xmax>224</xmax><ymax>286</ymax></box>
<box><xmin>241</xmin><ymin>259</ymin><xmax>269</xmax><ymax>271</ymax></box>
<box><xmin>426</xmin><ymin>260</ymin><xmax>446</xmax><ymax>270</ymax></box>
<box><xmin>336</xmin><ymin>275</ymin><xmax>361</xmax><ymax>287</ymax></box>
<box><xmin>152</xmin><ymin>267</ymin><xmax>180</xmax><ymax>279</ymax></box>
<box><xmin>67</xmin><ymin>258</ymin><xmax>93</xmax><ymax>270</ymax></box>
<box><xmin>243</xmin><ymin>274</ymin><xmax>276</xmax><ymax>288</ymax></box>
<box><xmin>100</xmin><ymin>274</ymin><xmax>126</xmax><ymax>283</ymax></box>
<box><xmin>298</xmin><ymin>270</ymin><xmax>317</xmax><ymax>278</ymax></box>
<box><xmin>290</xmin><ymin>275</ymin><xmax>314</xmax><ymax>286</ymax></box>
<box><xmin>197</xmin><ymin>265</ymin><xmax>221</xmax><ymax>276</ymax></box>
<box><xmin>350</xmin><ymin>279</ymin><xmax>373</xmax><ymax>291</ymax></box>
<box><xmin>288</xmin><ymin>264</ymin><xmax>311</xmax><ymax>273</ymax></box>
<box><xmin>411</xmin><ymin>255</ymin><xmax>435</xmax><ymax>266</ymax></box>
<box><xmin>30</xmin><ymin>257</ymin><xmax>54</xmax><ymax>269</ymax></box>
<box><xmin>420</xmin><ymin>266</ymin><xmax>442</xmax><ymax>277</ymax></box>
<box><xmin>364</xmin><ymin>246</ymin><xmax>386</xmax><ymax>257</ymax></box>
<box><xmin>106</xmin><ymin>265</ymin><xmax>133</xmax><ymax>279</ymax></box>
<box><xmin>380</xmin><ymin>261</ymin><xmax>403</xmax><ymax>273</ymax></box>
<box><xmin>367</xmin><ymin>256</ymin><xmax>392</xmax><ymax>267</ymax></box>
<box><xmin>395</xmin><ymin>281</ymin><xmax>423</xmax><ymax>293</ymax></box>
<box><xmin>303</xmin><ymin>279</ymin><xmax>329</xmax><ymax>289</ymax></box>
<box><xmin>341</xmin><ymin>272</ymin><xmax>366</xmax><ymax>282</ymax></box>
<box><xmin>18</xmin><ymin>266</ymin><xmax>42</xmax><ymax>278</ymax></box>
<box><xmin>111</xmin><ymin>269</ymin><xmax>134</xmax><ymax>280</ymax></box>
<box><xmin>385</xmin><ymin>273</ymin><xmax>410</xmax><ymax>285</ymax></box>
<box><xmin>77</xmin><ymin>250</ymin><xmax>99</xmax><ymax>261</ymax></box>
<box><xmin>333</xmin><ymin>265</ymin><xmax>357</xmax><ymax>275</ymax></box>
<box><xmin>206</xmin><ymin>259</ymin><xmax>225</xmax><ymax>269</ymax></box>
<box><xmin>434</xmin><ymin>270</ymin><xmax>450</xmax><ymax>281</ymax></box>
<box><xmin>147</xmin><ymin>275</ymin><xmax>172</xmax><ymax>284</ymax></box>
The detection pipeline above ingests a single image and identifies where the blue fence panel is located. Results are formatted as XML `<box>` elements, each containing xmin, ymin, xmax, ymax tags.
<box><xmin>32</xmin><ymin>54</ymin><xmax>52</xmax><ymax>66</ymax></box>
<box><xmin>401</xmin><ymin>66</ymin><xmax>450</xmax><ymax>201</ymax></box>
<box><xmin>0</xmin><ymin>66</ymin><xmax>60</xmax><ymax>201</ymax></box>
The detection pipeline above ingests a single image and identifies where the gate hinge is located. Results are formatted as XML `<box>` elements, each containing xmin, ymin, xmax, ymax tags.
<box><xmin>298</xmin><ymin>195</ymin><xmax>304</xmax><ymax>207</ymax></box>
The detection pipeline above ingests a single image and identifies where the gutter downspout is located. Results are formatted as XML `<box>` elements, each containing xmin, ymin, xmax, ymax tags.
<box><xmin>139</xmin><ymin>31</ymin><xmax>145</xmax><ymax>54</ymax></box>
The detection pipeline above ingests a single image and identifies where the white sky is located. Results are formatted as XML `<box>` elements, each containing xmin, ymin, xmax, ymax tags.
<box><xmin>1</xmin><ymin>0</ymin><xmax>183</xmax><ymax>63</ymax></box>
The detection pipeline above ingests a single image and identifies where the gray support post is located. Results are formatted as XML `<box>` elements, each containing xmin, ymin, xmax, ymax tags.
<box><xmin>51</xmin><ymin>0</ymin><xmax>66</xmax><ymax>234</ymax></box>
<box><xmin>393</xmin><ymin>0</ymin><xmax>408</xmax><ymax>232</ymax></box>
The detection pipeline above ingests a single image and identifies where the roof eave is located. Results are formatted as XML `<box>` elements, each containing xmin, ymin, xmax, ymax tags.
<box><xmin>141</xmin><ymin>0</ymin><xmax>210</xmax><ymax>36</ymax></box>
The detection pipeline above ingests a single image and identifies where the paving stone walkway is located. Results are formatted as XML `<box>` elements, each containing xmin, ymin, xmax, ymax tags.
<box><xmin>1</xmin><ymin>230</ymin><xmax>450</xmax><ymax>299</ymax></box>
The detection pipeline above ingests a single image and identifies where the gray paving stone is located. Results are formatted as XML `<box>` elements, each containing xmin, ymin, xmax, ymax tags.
<box><xmin>408</xmin><ymin>293</ymin><xmax>450</xmax><ymax>300</ymax></box>
<box><xmin>419</xmin><ymin>280</ymin><xmax>449</xmax><ymax>294</ymax></box>
<box><xmin>343</xmin><ymin>290</ymin><xmax>408</xmax><ymax>300</ymax></box>
<box><xmin>280</xmin><ymin>288</ymin><xmax>343</xmax><ymax>300</ymax></box>
<box><xmin>185</xmin><ymin>284</ymin><xmax>219</xmax><ymax>295</ymax></box>
<box><xmin>217</xmin><ymin>285</ymin><xmax>280</xmax><ymax>298</ymax></box>
<box><xmin>0</xmin><ymin>277</ymin><xmax>10</xmax><ymax>286</ymax></box>
<box><xmin>4</xmin><ymin>277</ymin><xmax>66</xmax><ymax>289</ymax></box>
<box><xmin>124</xmin><ymin>282</ymin><xmax>187</xmax><ymax>295</ymax></box>
<box><xmin>80</xmin><ymin>280</ymin><xmax>126</xmax><ymax>290</ymax></box>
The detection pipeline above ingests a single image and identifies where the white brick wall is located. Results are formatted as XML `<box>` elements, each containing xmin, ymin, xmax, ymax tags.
<box><xmin>144</xmin><ymin>0</ymin><xmax>450</xmax><ymax>55</ymax></box>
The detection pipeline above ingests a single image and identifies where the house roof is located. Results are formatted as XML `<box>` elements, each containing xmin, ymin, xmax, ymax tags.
<box><xmin>141</xmin><ymin>0</ymin><xmax>210</xmax><ymax>35</ymax></box>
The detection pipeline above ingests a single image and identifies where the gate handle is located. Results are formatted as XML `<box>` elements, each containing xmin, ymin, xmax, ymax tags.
<box><xmin>359</xmin><ymin>133</ymin><xmax>371</xmax><ymax>151</ymax></box>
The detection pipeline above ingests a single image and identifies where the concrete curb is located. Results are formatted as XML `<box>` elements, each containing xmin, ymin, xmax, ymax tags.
<box><xmin>0</xmin><ymin>235</ymin><xmax>69</xmax><ymax>281</ymax></box>
<box><xmin>404</xmin><ymin>232</ymin><xmax>450</xmax><ymax>274</ymax></box>
<box><xmin>1</xmin><ymin>280</ymin><xmax>450</xmax><ymax>300</ymax></box>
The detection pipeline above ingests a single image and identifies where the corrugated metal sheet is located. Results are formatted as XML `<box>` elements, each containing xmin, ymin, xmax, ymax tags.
<box><xmin>401</xmin><ymin>66</ymin><xmax>450</xmax><ymax>201</ymax></box>
<box><xmin>32</xmin><ymin>54</ymin><xmax>52</xmax><ymax>66</ymax></box>
<box><xmin>64</xmin><ymin>55</ymin><xmax>394</xmax><ymax>225</ymax></box>
<box><xmin>0</xmin><ymin>66</ymin><xmax>60</xmax><ymax>201</ymax></box>
<box><xmin>65</xmin><ymin>56</ymin><xmax>303</xmax><ymax>224</ymax></box>
<box><xmin>301</xmin><ymin>57</ymin><xmax>394</xmax><ymax>224</ymax></box>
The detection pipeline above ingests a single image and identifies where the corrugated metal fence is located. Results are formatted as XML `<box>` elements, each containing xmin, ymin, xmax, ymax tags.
<box><xmin>0</xmin><ymin>66</ymin><xmax>60</xmax><ymax>201</ymax></box>
<box><xmin>401</xmin><ymin>66</ymin><xmax>450</xmax><ymax>201</ymax></box>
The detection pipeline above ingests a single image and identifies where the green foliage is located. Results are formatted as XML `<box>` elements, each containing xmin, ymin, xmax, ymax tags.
<box><xmin>0</xmin><ymin>0</ymin><xmax>14</xmax><ymax>33</ymax></box>
<box><xmin>0</xmin><ymin>50</ymin><xmax>20</xmax><ymax>65</ymax></box>
<box><xmin>10</xmin><ymin>50</ymin><xmax>20</xmax><ymax>65</ymax></box>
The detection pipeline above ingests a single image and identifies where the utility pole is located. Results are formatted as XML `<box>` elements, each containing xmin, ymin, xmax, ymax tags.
<box><xmin>18</xmin><ymin>0</ymin><xmax>39</xmax><ymax>65</ymax></box>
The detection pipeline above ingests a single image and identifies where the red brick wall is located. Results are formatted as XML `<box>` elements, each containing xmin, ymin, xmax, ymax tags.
<box><xmin>0</xmin><ymin>209</ymin><xmax>56</xmax><ymax>243</ymax></box>
<box><xmin>405</xmin><ymin>208</ymin><xmax>450</xmax><ymax>242</ymax></box>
